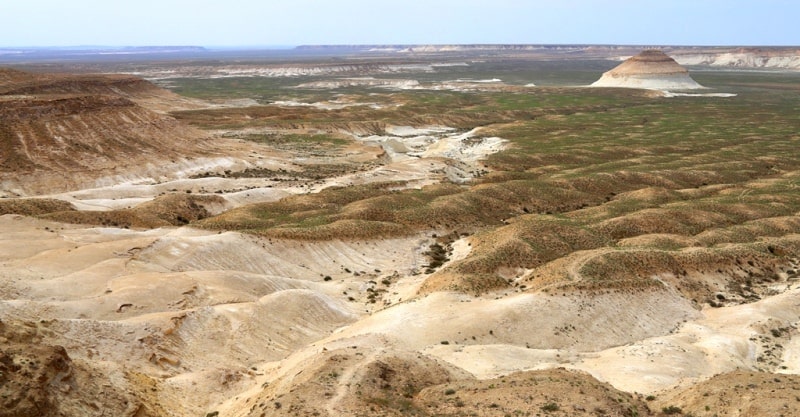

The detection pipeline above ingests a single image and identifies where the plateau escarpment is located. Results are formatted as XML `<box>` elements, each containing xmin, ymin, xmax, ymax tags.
<box><xmin>591</xmin><ymin>50</ymin><xmax>704</xmax><ymax>90</ymax></box>
<box><xmin>0</xmin><ymin>69</ymin><xmax>216</xmax><ymax>195</ymax></box>
<box><xmin>673</xmin><ymin>47</ymin><xmax>800</xmax><ymax>70</ymax></box>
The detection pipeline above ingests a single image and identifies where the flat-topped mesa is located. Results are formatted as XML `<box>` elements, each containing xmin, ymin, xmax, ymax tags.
<box><xmin>0</xmin><ymin>68</ymin><xmax>209</xmax><ymax>196</ymax></box>
<box><xmin>591</xmin><ymin>50</ymin><xmax>704</xmax><ymax>90</ymax></box>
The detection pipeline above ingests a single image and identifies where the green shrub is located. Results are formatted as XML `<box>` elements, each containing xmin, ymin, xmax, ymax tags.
<box><xmin>541</xmin><ymin>402</ymin><xmax>559</xmax><ymax>412</ymax></box>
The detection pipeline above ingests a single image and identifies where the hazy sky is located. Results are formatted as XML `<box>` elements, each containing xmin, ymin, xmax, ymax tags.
<box><xmin>1</xmin><ymin>0</ymin><xmax>797</xmax><ymax>47</ymax></box>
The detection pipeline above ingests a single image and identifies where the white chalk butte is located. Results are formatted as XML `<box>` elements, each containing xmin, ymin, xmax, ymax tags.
<box><xmin>591</xmin><ymin>50</ymin><xmax>704</xmax><ymax>90</ymax></box>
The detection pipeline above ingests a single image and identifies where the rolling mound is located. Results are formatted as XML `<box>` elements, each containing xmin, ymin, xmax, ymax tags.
<box><xmin>39</xmin><ymin>193</ymin><xmax>228</xmax><ymax>228</ymax></box>
<box><xmin>591</xmin><ymin>50</ymin><xmax>704</xmax><ymax>90</ymax></box>
<box><xmin>415</xmin><ymin>368</ymin><xmax>657</xmax><ymax>417</ymax></box>
<box><xmin>0</xmin><ymin>198</ymin><xmax>75</xmax><ymax>216</ymax></box>
<box><xmin>214</xmin><ymin>344</ymin><xmax>659</xmax><ymax>417</ymax></box>
<box><xmin>656</xmin><ymin>371</ymin><xmax>800</xmax><ymax>416</ymax></box>
<box><xmin>220</xmin><ymin>345</ymin><xmax>470</xmax><ymax>417</ymax></box>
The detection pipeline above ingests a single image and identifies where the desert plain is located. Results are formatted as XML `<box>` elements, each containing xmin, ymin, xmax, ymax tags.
<box><xmin>1</xmin><ymin>45</ymin><xmax>800</xmax><ymax>416</ymax></box>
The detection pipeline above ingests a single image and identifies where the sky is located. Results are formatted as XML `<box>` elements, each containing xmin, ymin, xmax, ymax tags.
<box><xmin>0</xmin><ymin>0</ymin><xmax>797</xmax><ymax>47</ymax></box>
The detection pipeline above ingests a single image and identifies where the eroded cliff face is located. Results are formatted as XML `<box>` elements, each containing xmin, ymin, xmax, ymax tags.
<box><xmin>591</xmin><ymin>50</ymin><xmax>704</xmax><ymax>90</ymax></box>
<box><xmin>674</xmin><ymin>47</ymin><xmax>800</xmax><ymax>70</ymax></box>
<box><xmin>0</xmin><ymin>69</ymin><xmax>211</xmax><ymax>195</ymax></box>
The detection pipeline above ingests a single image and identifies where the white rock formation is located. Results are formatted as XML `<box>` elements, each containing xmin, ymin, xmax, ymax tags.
<box><xmin>591</xmin><ymin>50</ymin><xmax>704</xmax><ymax>90</ymax></box>
<box><xmin>674</xmin><ymin>48</ymin><xmax>800</xmax><ymax>70</ymax></box>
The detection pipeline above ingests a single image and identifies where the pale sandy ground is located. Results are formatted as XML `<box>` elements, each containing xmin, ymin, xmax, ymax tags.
<box><xmin>0</xmin><ymin>124</ymin><xmax>508</xmax><ymax>414</ymax></box>
<box><xmin>662</xmin><ymin>91</ymin><xmax>737</xmax><ymax>98</ymax></box>
<box><xmin>270</xmin><ymin>99</ymin><xmax>386</xmax><ymax>110</ymax></box>
<box><xmin>295</xmin><ymin>77</ymin><xmax>518</xmax><ymax>92</ymax></box>
<box><xmin>571</xmin><ymin>285</ymin><xmax>800</xmax><ymax>393</ymax></box>
<box><xmin>39</xmin><ymin>123</ymin><xmax>502</xmax><ymax>210</ymax></box>
<box><xmin>590</xmin><ymin>73</ymin><xmax>705</xmax><ymax>90</ymax></box>
<box><xmin>3</xmin><ymin>212</ymin><xmax>798</xmax><ymax>399</ymax></box>
<box><xmin>4</xmin><ymin>117</ymin><xmax>800</xmax><ymax>415</ymax></box>
<box><xmin>0</xmin><ymin>214</ymin><xmax>438</xmax><ymax>414</ymax></box>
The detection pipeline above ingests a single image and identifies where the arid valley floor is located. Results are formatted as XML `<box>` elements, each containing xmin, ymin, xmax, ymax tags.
<box><xmin>1</xmin><ymin>45</ymin><xmax>800</xmax><ymax>416</ymax></box>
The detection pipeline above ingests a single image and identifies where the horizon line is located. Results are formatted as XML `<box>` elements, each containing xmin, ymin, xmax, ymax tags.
<box><xmin>2</xmin><ymin>43</ymin><xmax>799</xmax><ymax>49</ymax></box>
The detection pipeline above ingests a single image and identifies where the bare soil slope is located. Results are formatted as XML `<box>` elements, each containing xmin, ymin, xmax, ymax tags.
<box><xmin>656</xmin><ymin>370</ymin><xmax>800</xmax><ymax>416</ymax></box>
<box><xmin>0</xmin><ymin>69</ymin><xmax>211</xmax><ymax>195</ymax></box>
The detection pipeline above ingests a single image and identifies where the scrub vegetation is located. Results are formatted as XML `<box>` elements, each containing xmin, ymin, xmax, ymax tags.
<box><xmin>174</xmin><ymin>68</ymin><xmax>800</xmax><ymax>295</ymax></box>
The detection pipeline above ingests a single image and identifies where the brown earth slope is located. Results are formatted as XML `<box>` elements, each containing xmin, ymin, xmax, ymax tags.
<box><xmin>656</xmin><ymin>370</ymin><xmax>800</xmax><ymax>416</ymax></box>
<box><xmin>0</xmin><ymin>68</ymin><xmax>210</xmax><ymax>195</ymax></box>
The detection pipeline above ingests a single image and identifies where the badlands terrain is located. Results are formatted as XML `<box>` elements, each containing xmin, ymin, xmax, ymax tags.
<box><xmin>1</xmin><ymin>47</ymin><xmax>800</xmax><ymax>416</ymax></box>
